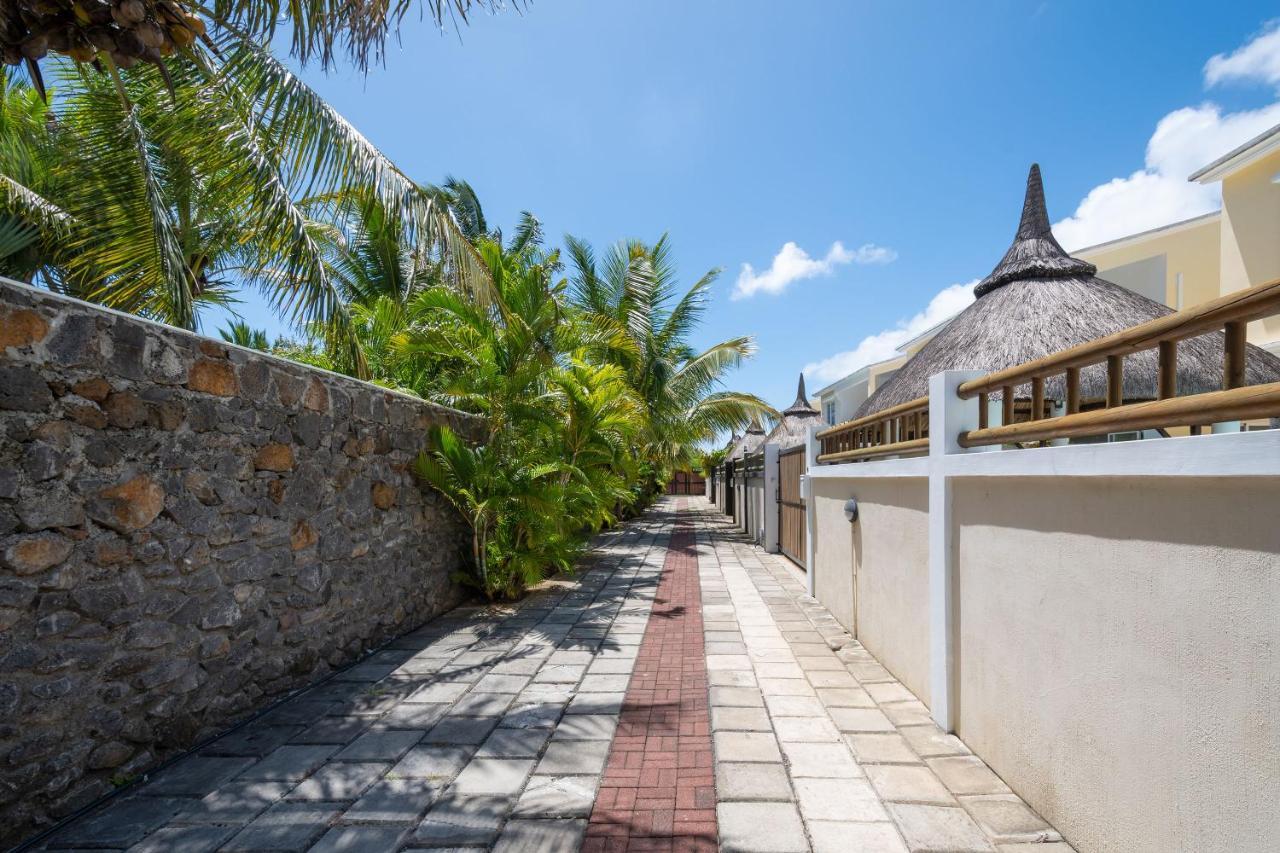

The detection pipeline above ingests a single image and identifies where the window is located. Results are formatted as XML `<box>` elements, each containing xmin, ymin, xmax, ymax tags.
<box><xmin>824</xmin><ymin>401</ymin><xmax>836</xmax><ymax>425</ymax></box>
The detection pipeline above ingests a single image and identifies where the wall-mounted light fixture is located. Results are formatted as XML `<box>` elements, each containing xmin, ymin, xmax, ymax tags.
<box><xmin>844</xmin><ymin>498</ymin><xmax>859</xmax><ymax>523</ymax></box>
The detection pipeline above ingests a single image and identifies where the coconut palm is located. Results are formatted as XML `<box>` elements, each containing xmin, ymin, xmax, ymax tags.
<box><xmin>218</xmin><ymin>319</ymin><xmax>268</xmax><ymax>350</ymax></box>
<box><xmin>0</xmin><ymin>32</ymin><xmax>488</xmax><ymax>376</ymax></box>
<box><xmin>564</xmin><ymin>234</ymin><xmax>775</xmax><ymax>487</ymax></box>
<box><xmin>406</xmin><ymin>233</ymin><xmax>644</xmax><ymax>598</ymax></box>
<box><xmin>2</xmin><ymin>0</ymin><xmax>516</xmax><ymax>99</ymax></box>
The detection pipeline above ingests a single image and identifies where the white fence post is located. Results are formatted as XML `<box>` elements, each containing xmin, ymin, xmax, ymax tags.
<box><xmin>927</xmin><ymin>370</ymin><xmax>984</xmax><ymax>733</ymax></box>
<box><xmin>763</xmin><ymin>443</ymin><xmax>780</xmax><ymax>553</ymax></box>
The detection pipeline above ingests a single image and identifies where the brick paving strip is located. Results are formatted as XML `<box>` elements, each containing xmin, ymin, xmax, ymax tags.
<box><xmin>584</xmin><ymin>504</ymin><xmax>717</xmax><ymax>852</ymax></box>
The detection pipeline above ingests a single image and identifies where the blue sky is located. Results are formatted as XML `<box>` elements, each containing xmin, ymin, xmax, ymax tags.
<box><xmin>219</xmin><ymin>1</ymin><xmax>1280</xmax><ymax>412</ymax></box>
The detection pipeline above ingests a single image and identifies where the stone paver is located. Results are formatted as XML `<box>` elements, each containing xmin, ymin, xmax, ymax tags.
<box><xmin>37</xmin><ymin>498</ymin><xmax>1072</xmax><ymax>852</ymax></box>
<box><xmin>40</xmin><ymin>505</ymin><xmax>675</xmax><ymax>852</ymax></box>
<box><xmin>693</xmin><ymin>500</ymin><xmax>1071</xmax><ymax>853</ymax></box>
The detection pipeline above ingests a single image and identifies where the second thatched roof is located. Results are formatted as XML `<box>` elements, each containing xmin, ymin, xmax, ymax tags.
<box><xmin>765</xmin><ymin>374</ymin><xmax>821</xmax><ymax>449</ymax></box>
<box><xmin>728</xmin><ymin>414</ymin><xmax>767</xmax><ymax>460</ymax></box>
<box><xmin>856</xmin><ymin>164</ymin><xmax>1280</xmax><ymax>417</ymax></box>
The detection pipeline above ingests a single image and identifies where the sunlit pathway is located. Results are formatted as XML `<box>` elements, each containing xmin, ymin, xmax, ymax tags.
<box><xmin>584</xmin><ymin>508</ymin><xmax>717</xmax><ymax>852</ymax></box>
<box><xmin>36</xmin><ymin>507</ymin><xmax>676</xmax><ymax>852</ymax></box>
<box><xmin>35</xmin><ymin>498</ymin><xmax>1073</xmax><ymax>852</ymax></box>
<box><xmin>692</xmin><ymin>502</ymin><xmax>1073</xmax><ymax>853</ymax></box>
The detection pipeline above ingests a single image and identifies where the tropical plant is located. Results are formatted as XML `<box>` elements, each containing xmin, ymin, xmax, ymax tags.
<box><xmin>0</xmin><ymin>33</ymin><xmax>489</xmax><ymax>376</ymax></box>
<box><xmin>2</xmin><ymin>0</ymin><xmax>516</xmax><ymax>97</ymax></box>
<box><xmin>698</xmin><ymin>446</ymin><xmax>729</xmax><ymax>478</ymax></box>
<box><xmin>402</xmin><ymin>224</ymin><xmax>647</xmax><ymax>598</ymax></box>
<box><xmin>564</xmin><ymin>234</ymin><xmax>775</xmax><ymax>493</ymax></box>
<box><xmin>218</xmin><ymin>319</ymin><xmax>268</xmax><ymax>350</ymax></box>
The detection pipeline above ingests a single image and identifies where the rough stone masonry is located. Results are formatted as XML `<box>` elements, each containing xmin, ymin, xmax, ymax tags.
<box><xmin>0</xmin><ymin>277</ymin><xmax>483</xmax><ymax>846</ymax></box>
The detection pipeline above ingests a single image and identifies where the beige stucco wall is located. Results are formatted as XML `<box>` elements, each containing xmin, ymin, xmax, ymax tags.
<box><xmin>952</xmin><ymin>475</ymin><xmax>1280</xmax><ymax>853</ymax></box>
<box><xmin>812</xmin><ymin>477</ymin><xmax>931</xmax><ymax>705</ymax></box>
<box><xmin>1077</xmin><ymin>214</ymin><xmax>1221</xmax><ymax>310</ymax></box>
<box><xmin>867</xmin><ymin>353</ymin><xmax>908</xmax><ymax>395</ymax></box>
<box><xmin>1220</xmin><ymin>150</ymin><xmax>1280</xmax><ymax>347</ymax></box>
<box><xmin>811</xmin><ymin>480</ymin><xmax>856</xmax><ymax>632</ymax></box>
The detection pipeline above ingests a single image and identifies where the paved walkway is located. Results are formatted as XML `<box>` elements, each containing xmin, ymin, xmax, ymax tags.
<box><xmin>38</xmin><ymin>499</ymin><xmax>1071</xmax><ymax>852</ymax></box>
<box><xmin>585</xmin><ymin>517</ymin><xmax>715</xmax><ymax>852</ymax></box>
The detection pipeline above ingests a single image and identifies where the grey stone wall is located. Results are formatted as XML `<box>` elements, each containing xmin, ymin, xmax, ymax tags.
<box><xmin>0</xmin><ymin>278</ymin><xmax>482</xmax><ymax>845</ymax></box>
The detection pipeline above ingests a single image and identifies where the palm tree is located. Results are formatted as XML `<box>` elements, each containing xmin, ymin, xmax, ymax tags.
<box><xmin>564</xmin><ymin>234</ymin><xmax>775</xmax><ymax>488</ymax></box>
<box><xmin>3</xmin><ymin>1</ymin><xmax>517</xmax><ymax>96</ymax></box>
<box><xmin>218</xmin><ymin>319</ymin><xmax>269</xmax><ymax>350</ymax></box>
<box><xmin>391</xmin><ymin>232</ymin><xmax>566</xmax><ymax>437</ymax></box>
<box><xmin>406</xmin><ymin>233</ymin><xmax>642</xmax><ymax>598</ymax></box>
<box><xmin>0</xmin><ymin>36</ymin><xmax>488</xmax><ymax>376</ymax></box>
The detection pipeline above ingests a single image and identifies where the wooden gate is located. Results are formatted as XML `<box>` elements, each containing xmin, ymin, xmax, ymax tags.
<box><xmin>778</xmin><ymin>445</ymin><xmax>806</xmax><ymax>568</ymax></box>
<box><xmin>666</xmin><ymin>470</ymin><xmax>706</xmax><ymax>495</ymax></box>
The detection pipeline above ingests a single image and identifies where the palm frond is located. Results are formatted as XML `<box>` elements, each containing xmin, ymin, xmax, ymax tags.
<box><xmin>201</xmin><ymin>0</ymin><xmax>519</xmax><ymax>73</ymax></box>
<box><xmin>211</xmin><ymin>32</ymin><xmax>494</xmax><ymax>303</ymax></box>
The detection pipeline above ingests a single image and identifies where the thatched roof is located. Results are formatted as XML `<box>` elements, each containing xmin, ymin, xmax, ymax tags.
<box><xmin>728</xmin><ymin>416</ymin><xmax>767</xmax><ymax>460</ymax></box>
<box><xmin>856</xmin><ymin>165</ymin><xmax>1280</xmax><ymax>417</ymax></box>
<box><xmin>767</xmin><ymin>374</ymin><xmax>821</xmax><ymax>448</ymax></box>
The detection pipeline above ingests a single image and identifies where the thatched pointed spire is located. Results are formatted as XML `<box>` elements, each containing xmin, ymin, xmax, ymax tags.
<box><xmin>1014</xmin><ymin>162</ymin><xmax>1053</xmax><ymax>240</ymax></box>
<box><xmin>852</xmin><ymin>161</ymin><xmax>1280</xmax><ymax>418</ymax></box>
<box><xmin>746</xmin><ymin>414</ymin><xmax>765</xmax><ymax>435</ymax></box>
<box><xmin>783</xmin><ymin>373</ymin><xmax>819</xmax><ymax>416</ymax></box>
<box><xmin>974</xmin><ymin>164</ymin><xmax>1096</xmax><ymax>297</ymax></box>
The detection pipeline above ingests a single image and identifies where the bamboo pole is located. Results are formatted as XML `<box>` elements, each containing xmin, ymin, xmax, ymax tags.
<box><xmin>1001</xmin><ymin>386</ymin><xmax>1014</xmax><ymax>425</ymax></box>
<box><xmin>958</xmin><ymin>382</ymin><xmax>1280</xmax><ymax>447</ymax></box>
<box><xmin>1031</xmin><ymin>377</ymin><xmax>1044</xmax><ymax>422</ymax></box>
<box><xmin>1158</xmin><ymin>340</ymin><xmax>1177</xmax><ymax>399</ymax></box>
<box><xmin>1224</xmin><ymin>320</ymin><xmax>1247</xmax><ymax>390</ymax></box>
<box><xmin>1106</xmin><ymin>355</ymin><xmax>1123</xmax><ymax>408</ymax></box>
<box><xmin>978</xmin><ymin>393</ymin><xmax>988</xmax><ymax>429</ymax></box>
<box><xmin>815</xmin><ymin>396</ymin><xmax>930</xmax><ymax>439</ymax></box>
<box><xmin>817</xmin><ymin>438</ymin><xmax>930</xmax><ymax>464</ymax></box>
<box><xmin>1066</xmin><ymin>367</ymin><xmax>1081</xmax><ymax>414</ymax></box>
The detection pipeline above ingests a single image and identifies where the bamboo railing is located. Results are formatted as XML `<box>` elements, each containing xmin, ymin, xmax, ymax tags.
<box><xmin>956</xmin><ymin>276</ymin><xmax>1280</xmax><ymax>447</ymax></box>
<box><xmin>816</xmin><ymin>395</ymin><xmax>930</xmax><ymax>464</ymax></box>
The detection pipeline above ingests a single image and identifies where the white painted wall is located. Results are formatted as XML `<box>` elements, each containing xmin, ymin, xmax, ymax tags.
<box><xmin>815</xmin><ymin>375</ymin><xmax>870</xmax><ymax>426</ymax></box>
<box><xmin>807</xmin><ymin>410</ymin><xmax>1280</xmax><ymax>853</ymax></box>
<box><xmin>953</xmin><ymin>475</ymin><xmax>1280</xmax><ymax>853</ymax></box>
<box><xmin>813</xmin><ymin>477</ymin><xmax>930</xmax><ymax>703</ymax></box>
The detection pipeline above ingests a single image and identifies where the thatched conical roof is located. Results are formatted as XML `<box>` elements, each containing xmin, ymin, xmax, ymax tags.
<box><xmin>767</xmin><ymin>374</ymin><xmax>821</xmax><ymax>448</ymax></box>
<box><xmin>730</xmin><ymin>415</ymin><xmax>767</xmax><ymax>459</ymax></box>
<box><xmin>855</xmin><ymin>164</ymin><xmax>1280</xmax><ymax>417</ymax></box>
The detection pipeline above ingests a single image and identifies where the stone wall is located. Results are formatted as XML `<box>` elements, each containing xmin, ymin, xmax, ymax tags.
<box><xmin>0</xmin><ymin>278</ymin><xmax>482</xmax><ymax>845</ymax></box>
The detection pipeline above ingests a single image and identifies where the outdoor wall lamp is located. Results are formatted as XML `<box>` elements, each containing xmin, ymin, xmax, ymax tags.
<box><xmin>844</xmin><ymin>498</ymin><xmax>859</xmax><ymax>524</ymax></box>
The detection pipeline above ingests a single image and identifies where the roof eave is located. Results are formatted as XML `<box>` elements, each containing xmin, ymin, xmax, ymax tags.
<box><xmin>811</xmin><ymin>354</ymin><xmax>903</xmax><ymax>398</ymax></box>
<box><xmin>897</xmin><ymin>315</ymin><xmax>955</xmax><ymax>351</ymax></box>
<box><xmin>1189</xmin><ymin>122</ymin><xmax>1280</xmax><ymax>183</ymax></box>
<box><xmin>1071</xmin><ymin>210</ymin><xmax>1221</xmax><ymax>257</ymax></box>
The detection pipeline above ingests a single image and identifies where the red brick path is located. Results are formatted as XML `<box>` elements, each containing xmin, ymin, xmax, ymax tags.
<box><xmin>584</xmin><ymin>508</ymin><xmax>717</xmax><ymax>852</ymax></box>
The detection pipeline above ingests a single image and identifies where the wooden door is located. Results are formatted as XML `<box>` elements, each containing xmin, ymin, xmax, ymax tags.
<box><xmin>778</xmin><ymin>446</ymin><xmax>806</xmax><ymax>568</ymax></box>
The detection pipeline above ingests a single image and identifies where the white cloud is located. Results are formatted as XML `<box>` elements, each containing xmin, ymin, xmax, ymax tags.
<box><xmin>802</xmin><ymin>281</ymin><xmax>976</xmax><ymax>385</ymax></box>
<box><xmin>732</xmin><ymin>241</ymin><xmax>896</xmax><ymax>301</ymax></box>
<box><xmin>1052</xmin><ymin>23</ymin><xmax>1280</xmax><ymax>250</ymax></box>
<box><xmin>1205</xmin><ymin>21</ymin><xmax>1280</xmax><ymax>90</ymax></box>
<box><xmin>1053</xmin><ymin>102</ymin><xmax>1280</xmax><ymax>249</ymax></box>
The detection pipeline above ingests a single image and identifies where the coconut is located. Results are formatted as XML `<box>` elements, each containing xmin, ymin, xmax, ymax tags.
<box><xmin>135</xmin><ymin>20</ymin><xmax>162</xmax><ymax>48</ymax></box>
